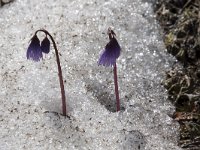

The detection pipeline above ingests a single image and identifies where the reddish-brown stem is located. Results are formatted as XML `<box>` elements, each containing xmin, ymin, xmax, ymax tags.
<box><xmin>113</xmin><ymin>63</ymin><xmax>120</xmax><ymax>111</ymax></box>
<box><xmin>36</xmin><ymin>29</ymin><xmax>67</xmax><ymax>116</ymax></box>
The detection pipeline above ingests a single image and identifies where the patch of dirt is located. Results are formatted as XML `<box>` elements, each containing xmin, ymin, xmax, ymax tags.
<box><xmin>154</xmin><ymin>0</ymin><xmax>200</xmax><ymax>149</ymax></box>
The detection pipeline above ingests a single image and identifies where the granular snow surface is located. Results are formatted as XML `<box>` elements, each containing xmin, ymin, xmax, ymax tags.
<box><xmin>0</xmin><ymin>0</ymin><xmax>182</xmax><ymax>149</ymax></box>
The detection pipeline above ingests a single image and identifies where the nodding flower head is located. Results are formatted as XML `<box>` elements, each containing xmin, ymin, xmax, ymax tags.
<box><xmin>27</xmin><ymin>33</ymin><xmax>51</xmax><ymax>62</ymax></box>
<box><xmin>41</xmin><ymin>36</ymin><xmax>50</xmax><ymax>54</ymax></box>
<box><xmin>26</xmin><ymin>35</ymin><xmax>43</xmax><ymax>62</ymax></box>
<box><xmin>98</xmin><ymin>28</ymin><xmax>121</xmax><ymax>67</ymax></box>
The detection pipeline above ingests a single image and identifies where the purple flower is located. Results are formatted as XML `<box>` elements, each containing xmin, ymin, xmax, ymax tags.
<box><xmin>26</xmin><ymin>35</ymin><xmax>43</xmax><ymax>62</ymax></box>
<box><xmin>98</xmin><ymin>29</ymin><xmax>121</xmax><ymax>67</ymax></box>
<box><xmin>41</xmin><ymin>36</ymin><xmax>50</xmax><ymax>54</ymax></box>
<box><xmin>26</xmin><ymin>29</ymin><xmax>68</xmax><ymax>116</ymax></box>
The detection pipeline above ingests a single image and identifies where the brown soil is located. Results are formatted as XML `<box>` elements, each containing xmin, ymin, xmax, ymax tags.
<box><xmin>154</xmin><ymin>0</ymin><xmax>200</xmax><ymax>149</ymax></box>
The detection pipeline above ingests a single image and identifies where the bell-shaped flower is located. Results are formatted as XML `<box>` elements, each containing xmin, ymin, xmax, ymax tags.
<box><xmin>26</xmin><ymin>35</ymin><xmax>42</xmax><ymax>62</ymax></box>
<box><xmin>98</xmin><ymin>31</ymin><xmax>121</xmax><ymax>67</ymax></box>
<box><xmin>41</xmin><ymin>36</ymin><xmax>50</xmax><ymax>54</ymax></box>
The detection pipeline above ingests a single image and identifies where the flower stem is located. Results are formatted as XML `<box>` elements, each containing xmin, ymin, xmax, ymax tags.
<box><xmin>36</xmin><ymin>29</ymin><xmax>67</xmax><ymax>116</ymax></box>
<box><xmin>113</xmin><ymin>63</ymin><xmax>120</xmax><ymax>111</ymax></box>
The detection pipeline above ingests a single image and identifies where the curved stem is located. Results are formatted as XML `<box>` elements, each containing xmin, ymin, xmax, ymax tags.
<box><xmin>36</xmin><ymin>29</ymin><xmax>67</xmax><ymax>116</ymax></box>
<box><xmin>114</xmin><ymin>63</ymin><xmax>120</xmax><ymax>111</ymax></box>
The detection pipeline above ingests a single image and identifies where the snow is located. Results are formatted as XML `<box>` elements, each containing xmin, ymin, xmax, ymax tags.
<box><xmin>0</xmin><ymin>0</ymin><xmax>182</xmax><ymax>149</ymax></box>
